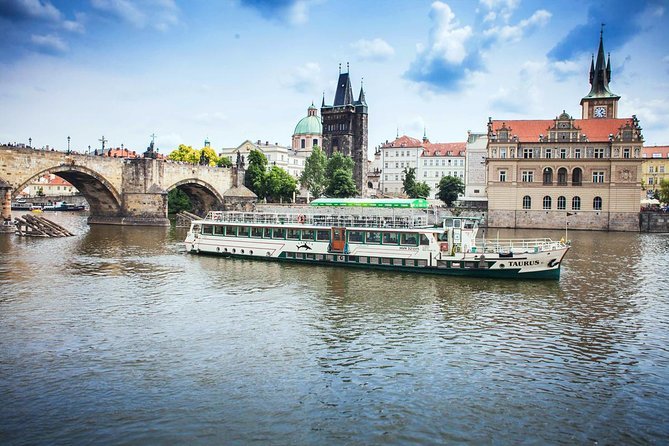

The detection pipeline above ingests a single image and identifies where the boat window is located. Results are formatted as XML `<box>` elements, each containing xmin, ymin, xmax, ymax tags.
<box><xmin>463</xmin><ymin>220</ymin><xmax>475</xmax><ymax>229</ymax></box>
<box><xmin>443</xmin><ymin>218</ymin><xmax>453</xmax><ymax>228</ymax></box>
<box><xmin>251</xmin><ymin>227</ymin><xmax>263</xmax><ymax>238</ymax></box>
<box><xmin>225</xmin><ymin>226</ymin><xmax>237</xmax><ymax>236</ymax></box>
<box><xmin>453</xmin><ymin>219</ymin><xmax>461</xmax><ymax>228</ymax></box>
<box><xmin>239</xmin><ymin>226</ymin><xmax>250</xmax><ymax>237</ymax></box>
<box><xmin>286</xmin><ymin>228</ymin><xmax>300</xmax><ymax>239</ymax></box>
<box><xmin>348</xmin><ymin>230</ymin><xmax>364</xmax><ymax>243</ymax></box>
<box><xmin>193</xmin><ymin>225</ymin><xmax>200</xmax><ymax>233</ymax></box>
<box><xmin>382</xmin><ymin>232</ymin><xmax>398</xmax><ymax>244</ymax></box>
<box><xmin>400</xmin><ymin>233</ymin><xmax>417</xmax><ymax>246</ymax></box>
<box><xmin>202</xmin><ymin>225</ymin><xmax>214</xmax><ymax>235</ymax></box>
<box><xmin>438</xmin><ymin>232</ymin><xmax>448</xmax><ymax>241</ymax></box>
<box><xmin>420</xmin><ymin>234</ymin><xmax>430</xmax><ymax>245</ymax></box>
<box><xmin>263</xmin><ymin>227</ymin><xmax>272</xmax><ymax>238</ymax></box>
<box><xmin>301</xmin><ymin>229</ymin><xmax>315</xmax><ymax>241</ymax></box>
<box><xmin>366</xmin><ymin>232</ymin><xmax>381</xmax><ymax>244</ymax></box>
<box><xmin>316</xmin><ymin>230</ymin><xmax>330</xmax><ymax>241</ymax></box>
<box><xmin>214</xmin><ymin>225</ymin><xmax>225</xmax><ymax>235</ymax></box>
<box><xmin>273</xmin><ymin>228</ymin><xmax>286</xmax><ymax>239</ymax></box>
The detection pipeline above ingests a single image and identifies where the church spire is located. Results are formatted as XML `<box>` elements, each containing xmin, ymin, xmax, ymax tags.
<box><xmin>357</xmin><ymin>79</ymin><xmax>366</xmax><ymax>105</ymax></box>
<box><xmin>582</xmin><ymin>25</ymin><xmax>619</xmax><ymax>100</ymax></box>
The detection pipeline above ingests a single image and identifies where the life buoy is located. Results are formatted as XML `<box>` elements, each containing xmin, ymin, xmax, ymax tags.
<box><xmin>297</xmin><ymin>214</ymin><xmax>305</xmax><ymax>224</ymax></box>
<box><xmin>440</xmin><ymin>242</ymin><xmax>449</xmax><ymax>252</ymax></box>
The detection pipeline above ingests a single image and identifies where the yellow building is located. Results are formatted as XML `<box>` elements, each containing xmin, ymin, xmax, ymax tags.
<box><xmin>486</xmin><ymin>31</ymin><xmax>643</xmax><ymax>231</ymax></box>
<box><xmin>642</xmin><ymin>146</ymin><xmax>669</xmax><ymax>194</ymax></box>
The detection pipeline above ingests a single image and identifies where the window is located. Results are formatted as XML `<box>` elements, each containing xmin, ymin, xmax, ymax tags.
<box><xmin>301</xmin><ymin>229</ymin><xmax>315</xmax><ymax>240</ymax></box>
<box><xmin>500</xmin><ymin>148</ymin><xmax>507</xmax><ymax>159</ymax></box>
<box><xmin>572</xmin><ymin>196</ymin><xmax>581</xmax><ymax>210</ymax></box>
<box><xmin>543</xmin><ymin>196</ymin><xmax>552</xmax><ymax>209</ymax></box>
<box><xmin>543</xmin><ymin>168</ymin><xmax>553</xmax><ymax>185</ymax></box>
<box><xmin>593</xmin><ymin>196</ymin><xmax>602</xmax><ymax>210</ymax></box>
<box><xmin>251</xmin><ymin>227</ymin><xmax>263</xmax><ymax>238</ymax></box>
<box><xmin>263</xmin><ymin>227</ymin><xmax>272</xmax><ymax>238</ymax></box>
<box><xmin>400</xmin><ymin>233</ymin><xmax>418</xmax><ymax>246</ymax></box>
<box><xmin>575</xmin><ymin>148</ymin><xmax>581</xmax><ymax>159</ymax></box>
<box><xmin>523</xmin><ymin>148</ymin><xmax>533</xmax><ymax>159</ymax></box>
<box><xmin>522</xmin><ymin>195</ymin><xmax>532</xmax><ymax>209</ymax></box>
<box><xmin>313</xmin><ymin>138</ymin><xmax>318</xmax><ymax>147</ymax></box>
<box><xmin>238</xmin><ymin>226</ymin><xmax>250</xmax><ymax>237</ymax></box>
<box><xmin>522</xmin><ymin>171</ymin><xmax>534</xmax><ymax>182</ymax></box>
<box><xmin>499</xmin><ymin>170</ymin><xmax>507</xmax><ymax>182</ymax></box>
<box><xmin>557</xmin><ymin>196</ymin><xmax>566</xmax><ymax>210</ymax></box>
<box><xmin>593</xmin><ymin>171</ymin><xmax>605</xmax><ymax>183</ymax></box>
<box><xmin>366</xmin><ymin>232</ymin><xmax>381</xmax><ymax>244</ymax></box>
<box><xmin>225</xmin><ymin>226</ymin><xmax>237</xmax><ymax>236</ymax></box>
<box><xmin>202</xmin><ymin>225</ymin><xmax>214</xmax><ymax>235</ymax></box>
<box><xmin>560</xmin><ymin>148</ymin><xmax>567</xmax><ymax>159</ymax></box>
<box><xmin>623</xmin><ymin>148</ymin><xmax>630</xmax><ymax>159</ymax></box>
<box><xmin>382</xmin><ymin>232</ymin><xmax>398</xmax><ymax>244</ymax></box>
<box><xmin>557</xmin><ymin>168</ymin><xmax>568</xmax><ymax>185</ymax></box>
<box><xmin>545</xmin><ymin>148</ymin><xmax>552</xmax><ymax>159</ymax></box>
<box><xmin>594</xmin><ymin>148</ymin><xmax>604</xmax><ymax>158</ymax></box>
<box><xmin>316</xmin><ymin>230</ymin><xmax>330</xmax><ymax>241</ymax></box>
<box><xmin>572</xmin><ymin>168</ymin><xmax>582</xmax><ymax>186</ymax></box>
<box><xmin>286</xmin><ymin>228</ymin><xmax>300</xmax><ymax>239</ymax></box>
<box><xmin>420</xmin><ymin>234</ymin><xmax>430</xmax><ymax>245</ymax></box>
<box><xmin>301</xmin><ymin>139</ymin><xmax>305</xmax><ymax>149</ymax></box>
<box><xmin>348</xmin><ymin>230</ymin><xmax>364</xmax><ymax>243</ymax></box>
<box><xmin>273</xmin><ymin>227</ymin><xmax>286</xmax><ymax>239</ymax></box>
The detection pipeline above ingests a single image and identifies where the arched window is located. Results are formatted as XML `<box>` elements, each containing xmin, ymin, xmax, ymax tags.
<box><xmin>557</xmin><ymin>168</ymin><xmax>568</xmax><ymax>186</ymax></box>
<box><xmin>572</xmin><ymin>196</ymin><xmax>581</xmax><ymax>210</ymax></box>
<box><xmin>543</xmin><ymin>196</ymin><xmax>552</xmax><ymax>209</ymax></box>
<box><xmin>557</xmin><ymin>196</ymin><xmax>566</xmax><ymax>210</ymax></box>
<box><xmin>543</xmin><ymin>167</ymin><xmax>553</xmax><ymax>185</ymax></box>
<box><xmin>522</xmin><ymin>195</ymin><xmax>531</xmax><ymax>209</ymax></box>
<box><xmin>572</xmin><ymin>167</ymin><xmax>582</xmax><ymax>186</ymax></box>
<box><xmin>593</xmin><ymin>196</ymin><xmax>602</xmax><ymax>210</ymax></box>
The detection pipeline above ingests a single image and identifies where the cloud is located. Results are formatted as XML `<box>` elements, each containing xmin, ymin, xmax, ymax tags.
<box><xmin>547</xmin><ymin>0</ymin><xmax>654</xmax><ymax>61</ymax></box>
<box><xmin>351</xmin><ymin>38</ymin><xmax>395</xmax><ymax>62</ymax></box>
<box><xmin>30</xmin><ymin>33</ymin><xmax>68</xmax><ymax>53</ymax></box>
<box><xmin>90</xmin><ymin>0</ymin><xmax>179</xmax><ymax>31</ymax></box>
<box><xmin>404</xmin><ymin>2</ymin><xmax>480</xmax><ymax>92</ymax></box>
<box><xmin>483</xmin><ymin>9</ymin><xmax>550</xmax><ymax>43</ymax></box>
<box><xmin>239</xmin><ymin>0</ymin><xmax>315</xmax><ymax>25</ymax></box>
<box><xmin>281</xmin><ymin>62</ymin><xmax>321</xmax><ymax>93</ymax></box>
<box><xmin>0</xmin><ymin>0</ymin><xmax>62</xmax><ymax>22</ymax></box>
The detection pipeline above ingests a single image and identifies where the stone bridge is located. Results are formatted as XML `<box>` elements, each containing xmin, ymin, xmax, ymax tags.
<box><xmin>0</xmin><ymin>145</ymin><xmax>254</xmax><ymax>229</ymax></box>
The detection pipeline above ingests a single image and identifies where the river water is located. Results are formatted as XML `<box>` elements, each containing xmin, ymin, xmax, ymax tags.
<box><xmin>1</xmin><ymin>213</ymin><xmax>668</xmax><ymax>445</ymax></box>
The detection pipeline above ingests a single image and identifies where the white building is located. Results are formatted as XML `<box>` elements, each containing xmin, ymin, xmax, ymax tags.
<box><xmin>379</xmin><ymin>135</ymin><xmax>423</xmax><ymax>195</ymax></box>
<box><xmin>464</xmin><ymin>132</ymin><xmax>488</xmax><ymax>203</ymax></box>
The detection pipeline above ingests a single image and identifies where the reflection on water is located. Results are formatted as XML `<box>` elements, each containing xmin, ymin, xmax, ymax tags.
<box><xmin>1</xmin><ymin>213</ymin><xmax>668</xmax><ymax>445</ymax></box>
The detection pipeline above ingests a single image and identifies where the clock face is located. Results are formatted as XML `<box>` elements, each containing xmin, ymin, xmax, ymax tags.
<box><xmin>594</xmin><ymin>106</ymin><xmax>607</xmax><ymax>118</ymax></box>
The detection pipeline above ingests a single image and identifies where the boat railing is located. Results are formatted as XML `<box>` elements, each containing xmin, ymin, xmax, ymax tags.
<box><xmin>203</xmin><ymin>211</ymin><xmax>429</xmax><ymax>229</ymax></box>
<box><xmin>477</xmin><ymin>238</ymin><xmax>567</xmax><ymax>253</ymax></box>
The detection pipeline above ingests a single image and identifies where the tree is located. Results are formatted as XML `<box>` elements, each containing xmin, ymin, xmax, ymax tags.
<box><xmin>658</xmin><ymin>178</ymin><xmax>669</xmax><ymax>204</ymax></box>
<box><xmin>168</xmin><ymin>144</ymin><xmax>199</xmax><ymax>164</ymax></box>
<box><xmin>245</xmin><ymin>149</ymin><xmax>269</xmax><ymax>198</ymax></box>
<box><xmin>265</xmin><ymin>166</ymin><xmax>298</xmax><ymax>202</ymax></box>
<box><xmin>402</xmin><ymin>167</ymin><xmax>417</xmax><ymax>197</ymax></box>
<box><xmin>325</xmin><ymin>152</ymin><xmax>357</xmax><ymax>197</ymax></box>
<box><xmin>327</xmin><ymin>169</ymin><xmax>358</xmax><ymax>198</ymax></box>
<box><xmin>199</xmin><ymin>145</ymin><xmax>219</xmax><ymax>167</ymax></box>
<box><xmin>300</xmin><ymin>146</ymin><xmax>327</xmax><ymax>198</ymax></box>
<box><xmin>437</xmin><ymin>175</ymin><xmax>464</xmax><ymax>207</ymax></box>
<box><xmin>413</xmin><ymin>181</ymin><xmax>431</xmax><ymax>199</ymax></box>
<box><xmin>168</xmin><ymin>188</ymin><xmax>192</xmax><ymax>214</ymax></box>
<box><xmin>217</xmin><ymin>156</ymin><xmax>232</xmax><ymax>168</ymax></box>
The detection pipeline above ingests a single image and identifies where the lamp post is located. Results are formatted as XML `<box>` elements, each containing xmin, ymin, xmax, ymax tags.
<box><xmin>121</xmin><ymin>143</ymin><xmax>125</xmax><ymax>158</ymax></box>
<box><xmin>88</xmin><ymin>145</ymin><xmax>91</xmax><ymax>156</ymax></box>
<box><xmin>29</xmin><ymin>137</ymin><xmax>32</xmax><ymax>148</ymax></box>
<box><xmin>67</xmin><ymin>136</ymin><xmax>71</xmax><ymax>154</ymax></box>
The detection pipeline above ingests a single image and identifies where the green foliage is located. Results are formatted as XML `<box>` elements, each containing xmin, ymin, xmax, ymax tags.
<box><xmin>245</xmin><ymin>149</ymin><xmax>269</xmax><ymax>198</ymax></box>
<box><xmin>168</xmin><ymin>144</ymin><xmax>199</xmax><ymax>164</ymax></box>
<box><xmin>168</xmin><ymin>188</ymin><xmax>192</xmax><ymax>214</ymax></box>
<box><xmin>413</xmin><ymin>181</ymin><xmax>431</xmax><ymax>199</ymax></box>
<box><xmin>658</xmin><ymin>179</ymin><xmax>669</xmax><ymax>204</ymax></box>
<box><xmin>327</xmin><ymin>169</ymin><xmax>358</xmax><ymax>198</ymax></box>
<box><xmin>300</xmin><ymin>146</ymin><xmax>327</xmax><ymax>198</ymax></box>
<box><xmin>324</xmin><ymin>152</ymin><xmax>357</xmax><ymax>197</ymax></box>
<box><xmin>437</xmin><ymin>175</ymin><xmax>464</xmax><ymax>207</ymax></box>
<box><xmin>217</xmin><ymin>156</ymin><xmax>232</xmax><ymax>168</ymax></box>
<box><xmin>199</xmin><ymin>145</ymin><xmax>219</xmax><ymax>167</ymax></box>
<box><xmin>265</xmin><ymin>166</ymin><xmax>298</xmax><ymax>202</ymax></box>
<box><xmin>402</xmin><ymin>167</ymin><xmax>417</xmax><ymax>197</ymax></box>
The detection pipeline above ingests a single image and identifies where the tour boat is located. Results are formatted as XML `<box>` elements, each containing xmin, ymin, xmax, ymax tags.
<box><xmin>42</xmin><ymin>201</ymin><xmax>86</xmax><ymax>211</ymax></box>
<box><xmin>184</xmin><ymin>198</ymin><xmax>570</xmax><ymax>280</ymax></box>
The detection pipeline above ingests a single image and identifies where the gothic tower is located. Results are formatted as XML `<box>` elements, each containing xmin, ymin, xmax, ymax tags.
<box><xmin>580</xmin><ymin>26</ymin><xmax>620</xmax><ymax>119</ymax></box>
<box><xmin>321</xmin><ymin>64</ymin><xmax>368</xmax><ymax>195</ymax></box>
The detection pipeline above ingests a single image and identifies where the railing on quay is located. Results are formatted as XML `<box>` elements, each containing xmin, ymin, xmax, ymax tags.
<box><xmin>203</xmin><ymin>211</ymin><xmax>429</xmax><ymax>229</ymax></box>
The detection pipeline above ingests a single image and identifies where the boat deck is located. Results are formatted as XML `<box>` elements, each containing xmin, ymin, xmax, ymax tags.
<box><xmin>203</xmin><ymin>211</ymin><xmax>430</xmax><ymax>229</ymax></box>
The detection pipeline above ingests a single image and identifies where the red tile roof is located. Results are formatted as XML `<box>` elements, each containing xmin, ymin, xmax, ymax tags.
<box><xmin>381</xmin><ymin>135</ymin><xmax>423</xmax><ymax>148</ymax></box>
<box><xmin>422</xmin><ymin>142</ymin><xmax>466</xmax><ymax>157</ymax></box>
<box><xmin>642</xmin><ymin>146</ymin><xmax>669</xmax><ymax>159</ymax></box>
<box><xmin>490</xmin><ymin>118</ymin><xmax>636</xmax><ymax>143</ymax></box>
<box><xmin>105</xmin><ymin>148</ymin><xmax>141</xmax><ymax>158</ymax></box>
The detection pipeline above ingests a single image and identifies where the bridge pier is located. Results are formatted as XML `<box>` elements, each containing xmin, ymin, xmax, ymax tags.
<box><xmin>0</xmin><ymin>182</ymin><xmax>13</xmax><ymax>233</ymax></box>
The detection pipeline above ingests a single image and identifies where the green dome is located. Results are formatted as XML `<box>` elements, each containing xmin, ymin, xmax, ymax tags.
<box><xmin>293</xmin><ymin>115</ymin><xmax>322</xmax><ymax>136</ymax></box>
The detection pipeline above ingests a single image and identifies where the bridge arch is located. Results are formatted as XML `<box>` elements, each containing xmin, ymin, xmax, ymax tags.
<box><xmin>14</xmin><ymin>165</ymin><xmax>123</xmax><ymax>217</ymax></box>
<box><xmin>167</xmin><ymin>178</ymin><xmax>225</xmax><ymax>216</ymax></box>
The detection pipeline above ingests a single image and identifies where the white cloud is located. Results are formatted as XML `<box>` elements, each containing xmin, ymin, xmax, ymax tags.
<box><xmin>483</xmin><ymin>9</ymin><xmax>551</xmax><ymax>43</ymax></box>
<box><xmin>288</xmin><ymin>0</ymin><xmax>310</xmax><ymax>25</ymax></box>
<box><xmin>428</xmin><ymin>2</ymin><xmax>472</xmax><ymax>65</ymax></box>
<box><xmin>352</xmin><ymin>38</ymin><xmax>395</xmax><ymax>62</ymax></box>
<box><xmin>90</xmin><ymin>0</ymin><xmax>178</xmax><ymax>31</ymax></box>
<box><xmin>282</xmin><ymin>62</ymin><xmax>322</xmax><ymax>94</ymax></box>
<box><xmin>30</xmin><ymin>34</ymin><xmax>68</xmax><ymax>53</ymax></box>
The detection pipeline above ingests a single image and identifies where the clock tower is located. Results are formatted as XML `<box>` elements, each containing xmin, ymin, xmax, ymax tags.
<box><xmin>580</xmin><ymin>26</ymin><xmax>620</xmax><ymax>119</ymax></box>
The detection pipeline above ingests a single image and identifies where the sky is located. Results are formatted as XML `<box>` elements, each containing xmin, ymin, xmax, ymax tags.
<box><xmin>1</xmin><ymin>0</ymin><xmax>668</xmax><ymax>157</ymax></box>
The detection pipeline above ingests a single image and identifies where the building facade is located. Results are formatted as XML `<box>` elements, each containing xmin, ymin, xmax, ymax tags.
<box><xmin>464</xmin><ymin>132</ymin><xmax>488</xmax><ymax>203</ymax></box>
<box><xmin>642</xmin><ymin>146</ymin><xmax>669</xmax><ymax>195</ymax></box>
<box><xmin>220</xmin><ymin>140</ymin><xmax>309</xmax><ymax>179</ymax></box>
<box><xmin>486</xmin><ymin>30</ymin><xmax>643</xmax><ymax>231</ymax></box>
<box><xmin>321</xmin><ymin>67</ymin><xmax>368</xmax><ymax>195</ymax></box>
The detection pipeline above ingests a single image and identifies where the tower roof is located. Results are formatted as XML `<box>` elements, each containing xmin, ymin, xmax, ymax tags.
<box><xmin>333</xmin><ymin>72</ymin><xmax>354</xmax><ymax>106</ymax></box>
<box><xmin>582</xmin><ymin>27</ymin><xmax>620</xmax><ymax>101</ymax></box>
<box><xmin>294</xmin><ymin>115</ymin><xmax>322</xmax><ymax>136</ymax></box>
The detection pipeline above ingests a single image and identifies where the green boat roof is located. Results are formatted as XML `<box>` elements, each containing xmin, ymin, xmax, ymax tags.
<box><xmin>310</xmin><ymin>198</ymin><xmax>429</xmax><ymax>208</ymax></box>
